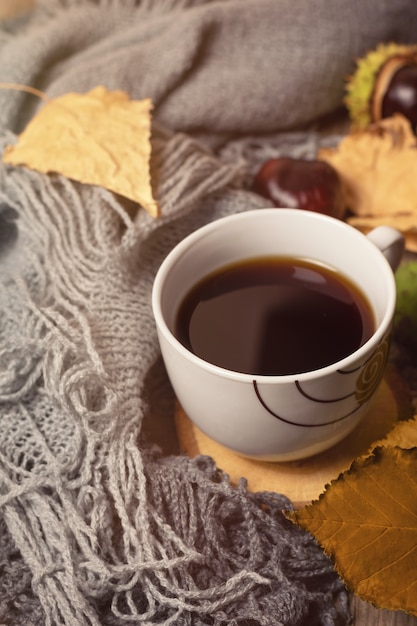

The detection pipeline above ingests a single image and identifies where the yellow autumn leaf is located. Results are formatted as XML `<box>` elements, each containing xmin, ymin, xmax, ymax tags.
<box><xmin>2</xmin><ymin>86</ymin><xmax>159</xmax><ymax>216</ymax></box>
<box><xmin>319</xmin><ymin>114</ymin><xmax>417</xmax><ymax>251</ymax></box>
<box><xmin>286</xmin><ymin>446</ymin><xmax>417</xmax><ymax>616</ymax></box>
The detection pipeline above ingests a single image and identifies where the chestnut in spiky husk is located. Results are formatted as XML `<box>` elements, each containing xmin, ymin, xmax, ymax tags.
<box><xmin>345</xmin><ymin>42</ymin><xmax>417</xmax><ymax>133</ymax></box>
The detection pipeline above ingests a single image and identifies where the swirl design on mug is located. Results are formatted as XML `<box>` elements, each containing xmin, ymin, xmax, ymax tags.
<box><xmin>253</xmin><ymin>334</ymin><xmax>391</xmax><ymax>427</ymax></box>
<box><xmin>253</xmin><ymin>381</ymin><xmax>363</xmax><ymax>427</ymax></box>
<box><xmin>355</xmin><ymin>334</ymin><xmax>391</xmax><ymax>404</ymax></box>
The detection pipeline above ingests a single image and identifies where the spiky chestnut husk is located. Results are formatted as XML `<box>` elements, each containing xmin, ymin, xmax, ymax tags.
<box><xmin>345</xmin><ymin>42</ymin><xmax>417</xmax><ymax>130</ymax></box>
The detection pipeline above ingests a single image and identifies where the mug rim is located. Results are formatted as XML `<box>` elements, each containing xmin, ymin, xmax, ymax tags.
<box><xmin>152</xmin><ymin>208</ymin><xmax>397</xmax><ymax>384</ymax></box>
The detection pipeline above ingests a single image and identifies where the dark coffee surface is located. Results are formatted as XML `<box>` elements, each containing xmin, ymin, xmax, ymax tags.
<box><xmin>175</xmin><ymin>256</ymin><xmax>375</xmax><ymax>375</ymax></box>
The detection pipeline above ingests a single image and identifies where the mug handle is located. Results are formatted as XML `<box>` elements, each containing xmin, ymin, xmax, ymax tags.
<box><xmin>366</xmin><ymin>226</ymin><xmax>405</xmax><ymax>272</ymax></box>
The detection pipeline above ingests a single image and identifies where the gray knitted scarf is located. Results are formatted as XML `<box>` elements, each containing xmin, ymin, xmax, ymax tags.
<box><xmin>1</xmin><ymin>1</ymin><xmax>416</xmax><ymax>624</ymax></box>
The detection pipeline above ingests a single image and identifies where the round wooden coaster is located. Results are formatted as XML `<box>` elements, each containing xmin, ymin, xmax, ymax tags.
<box><xmin>175</xmin><ymin>366</ymin><xmax>412</xmax><ymax>507</ymax></box>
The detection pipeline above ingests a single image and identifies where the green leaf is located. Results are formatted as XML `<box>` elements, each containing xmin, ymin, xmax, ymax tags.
<box><xmin>394</xmin><ymin>261</ymin><xmax>417</xmax><ymax>349</ymax></box>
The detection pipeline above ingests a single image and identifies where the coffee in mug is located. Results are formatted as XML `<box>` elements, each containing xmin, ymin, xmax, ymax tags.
<box><xmin>175</xmin><ymin>256</ymin><xmax>375</xmax><ymax>376</ymax></box>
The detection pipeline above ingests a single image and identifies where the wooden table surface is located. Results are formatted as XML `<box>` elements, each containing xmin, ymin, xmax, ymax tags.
<box><xmin>351</xmin><ymin>598</ymin><xmax>417</xmax><ymax>626</ymax></box>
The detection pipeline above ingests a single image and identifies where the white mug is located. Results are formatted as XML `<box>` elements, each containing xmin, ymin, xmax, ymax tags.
<box><xmin>152</xmin><ymin>209</ymin><xmax>404</xmax><ymax>461</ymax></box>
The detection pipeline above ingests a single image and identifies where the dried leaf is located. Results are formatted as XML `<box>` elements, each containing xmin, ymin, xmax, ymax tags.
<box><xmin>3</xmin><ymin>86</ymin><xmax>158</xmax><ymax>216</ymax></box>
<box><xmin>319</xmin><ymin>115</ymin><xmax>417</xmax><ymax>251</ymax></box>
<box><xmin>374</xmin><ymin>415</ymin><xmax>417</xmax><ymax>450</ymax></box>
<box><xmin>286</xmin><ymin>447</ymin><xmax>417</xmax><ymax>615</ymax></box>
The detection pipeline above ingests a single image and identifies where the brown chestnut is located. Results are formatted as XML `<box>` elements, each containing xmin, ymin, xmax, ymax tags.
<box><xmin>251</xmin><ymin>157</ymin><xmax>345</xmax><ymax>219</ymax></box>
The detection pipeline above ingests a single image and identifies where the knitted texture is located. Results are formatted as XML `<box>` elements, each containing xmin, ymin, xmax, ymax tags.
<box><xmin>0</xmin><ymin>1</ymin><xmax>416</xmax><ymax>624</ymax></box>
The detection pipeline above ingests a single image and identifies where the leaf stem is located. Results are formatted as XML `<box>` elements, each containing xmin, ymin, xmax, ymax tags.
<box><xmin>0</xmin><ymin>83</ymin><xmax>49</xmax><ymax>102</ymax></box>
